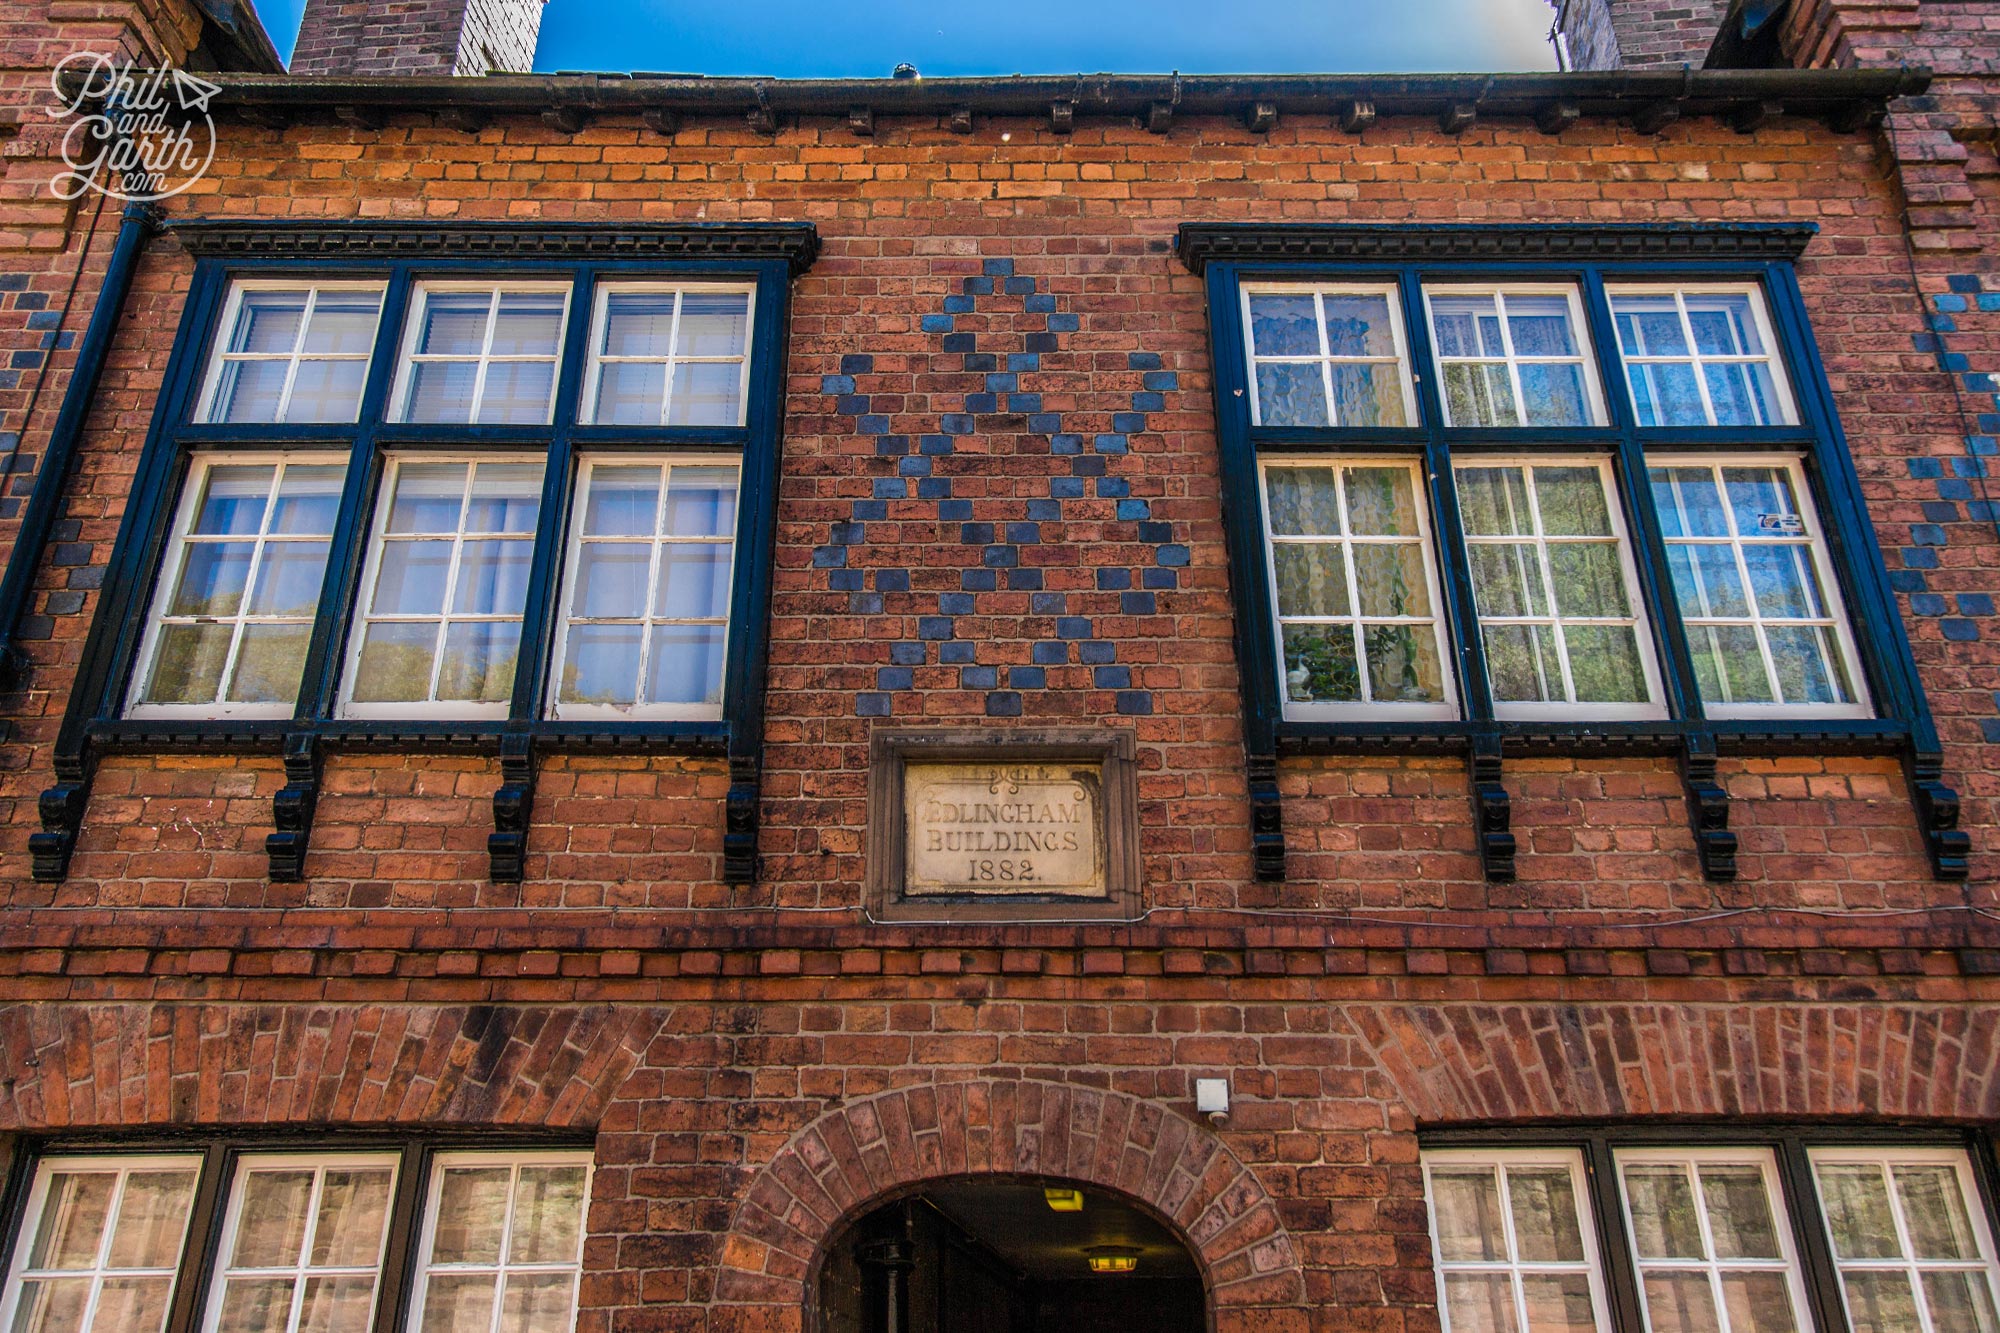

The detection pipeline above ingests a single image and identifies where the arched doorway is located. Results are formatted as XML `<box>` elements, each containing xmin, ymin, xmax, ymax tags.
<box><xmin>817</xmin><ymin>1177</ymin><xmax>1206</xmax><ymax>1333</ymax></box>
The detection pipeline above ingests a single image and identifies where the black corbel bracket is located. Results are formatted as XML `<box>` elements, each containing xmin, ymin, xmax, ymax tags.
<box><xmin>1681</xmin><ymin>733</ymin><xmax>1737</xmax><ymax>881</ymax></box>
<box><xmin>489</xmin><ymin>734</ymin><xmax>537</xmax><ymax>883</ymax></box>
<box><xmin>1908</xmin><ymin>751</ymin><xmax>1970</xmax><ymax>880</ymax></box>
<box><xmin>29</xmin><ymin>749</ymin><xmax>91</xmax><ymax>882</ymax></box>
<box><xmin>724</xmin><ymin>754</ymin><xmax>760</xmax><ymax>884</ymax></box>
<box><xmin>1471</xmin><ymin>736</ymin><xmax>1516</xmax><ymax>882</ymax></box>
<box><xmin>267</xmin><ymin>732</ymin><xmax>323</xmax><ymax>881</ymax></box>
<box><xmin>1247</xmin><ymin>752</ymin><xmax>1285</xmax><ymax>882</ymax></box>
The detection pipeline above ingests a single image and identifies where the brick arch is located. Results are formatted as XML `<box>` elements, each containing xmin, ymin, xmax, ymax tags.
<box><xmin>0</xmin><ymin>1003</ymin><xmax>657</xmax><ymax>1130</ymax></box>
<box><xmin>715</xmin><ymin>1078</ymin><xmax>1303</xmax><ymax>1325</ymax></box>
<box><xmin>1341</xmin><ymin>1002</ymin><xmax>2000</xmax><ymax>1124</ymax></box>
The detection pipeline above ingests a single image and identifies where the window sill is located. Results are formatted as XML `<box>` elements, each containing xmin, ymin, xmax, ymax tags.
<box><xmin>1274</xmin><ymin>715</ymin><xmax>1911</xmax><ymax>757</ymax></box>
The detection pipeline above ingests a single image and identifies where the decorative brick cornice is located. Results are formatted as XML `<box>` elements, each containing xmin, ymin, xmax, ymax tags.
<box><xmin>1176</xmin><ymin>221</ymin><xmax>1821</xmax><ymax>273</ymax></box>
<box><xmin>164</xmin><ymin>219</ymin><xmax>822</xmax><ymax>276</ymax></box>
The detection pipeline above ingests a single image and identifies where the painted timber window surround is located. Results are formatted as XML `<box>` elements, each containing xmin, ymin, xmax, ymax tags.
<box><xmin>1419</xmin><ymin>1132</ymin><xmax>2000</xmax><ymax>1333</ymax></box>
<box><xmin>37</xmin><ymin>221</ymin><xmax>819</xmax><ymax>887</ymax></box>
<box><xmin>1178</xmin><ymin>222</ymin><xmax>1966</xmax><ymax>886</ymax></box>
<box><xmin>0</xmin><ymin>1139</ymin><xmax>592</xmax><ymax>1333</ymax></box>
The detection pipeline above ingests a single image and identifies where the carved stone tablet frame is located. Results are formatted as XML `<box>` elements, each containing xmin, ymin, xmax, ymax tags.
<box><xmin>865</xmin><ymin>727</ymin><xmax>1141</xmax><ymax>923</ymax></box>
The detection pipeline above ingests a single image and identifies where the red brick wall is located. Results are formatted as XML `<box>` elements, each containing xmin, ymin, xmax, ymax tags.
<box><xmin>291</xmin><ymin>0</ymin><xmax>545</xmax><ymax>75</ymax></box>
<box><xmin>1556</xmin><ymin>0</ymin><xmax>1729</xmax><ymax>68</ymax></box>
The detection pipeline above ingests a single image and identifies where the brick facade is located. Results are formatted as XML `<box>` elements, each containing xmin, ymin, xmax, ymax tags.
<box><xmin>0</xmin><ymin>2</ymin><xmax>1999</xmax><ymax>1332</ymax></box>
<box><xmin>292</xmin><ymin>0</ymin><xmax>547</xmax><ymax>76</ymax></box>
<box><xmin>1555</xmin><ymin>0</ymin><xmax>1729</xmax><ymax>69</ymax></box>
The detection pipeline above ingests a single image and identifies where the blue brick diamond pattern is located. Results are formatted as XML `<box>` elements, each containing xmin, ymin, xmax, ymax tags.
<box><xmin>815</xmin><ymin>258</ymin><xmax>1179</xmax><ymax>719</ymax></box>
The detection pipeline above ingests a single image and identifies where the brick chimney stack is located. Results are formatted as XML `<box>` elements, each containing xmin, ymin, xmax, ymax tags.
<box><xmin>1552</xmin><ymin>0</ymin><xmax>1731</xmax><ymax>70</ymax></box>
<box><xmin>291</xmin><ymin>0</ymin><xmax>549</xmax><ymax>76</ymax></box>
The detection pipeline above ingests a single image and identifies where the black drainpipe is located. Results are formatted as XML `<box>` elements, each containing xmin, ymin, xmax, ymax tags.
<box><xmin>0</xmin><ymin>196</ymin><xmax>158</xmax><ymax>688</ymax></box>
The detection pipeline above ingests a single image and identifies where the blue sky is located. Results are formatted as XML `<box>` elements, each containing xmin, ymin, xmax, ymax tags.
<box><xmin>251</xmin><ymin>0</ymin><xmax>1560</xmax><ymax>75</ymax></box>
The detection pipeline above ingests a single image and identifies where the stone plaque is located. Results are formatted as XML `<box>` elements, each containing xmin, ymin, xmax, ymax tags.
<box><xmin>904</xmin><ymin>762</ymin><xmax>1103</xmax><ymax>897</ymax></box>
<box><xmin>866</xmin><ymin>728</ymin><xmax>1139</xmax><ymax>922</ymax></box>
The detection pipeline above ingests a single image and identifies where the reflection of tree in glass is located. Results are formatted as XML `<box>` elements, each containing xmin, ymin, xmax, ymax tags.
<box><xmin>1285</xmin><ymin>629</ymin><xmax>1360</xmax><ymax>702</ymax></box>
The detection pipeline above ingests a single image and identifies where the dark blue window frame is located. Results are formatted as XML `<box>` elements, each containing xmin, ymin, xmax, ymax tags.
<box><xmin>33</xmin><ymin>221</ymin><xmax>819</xmax><ymax>886</ymax></box>
<box><xmin>1179</xmin><ymin>222</ymin><xmax>1965</xmax><ymax>885</ymax></box>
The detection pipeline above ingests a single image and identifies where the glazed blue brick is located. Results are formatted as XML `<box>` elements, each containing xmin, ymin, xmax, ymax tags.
<box><xmin>1939</xmin><ymin>480</ymin><xmax>1974</xmax><ymax>501</ymax></box>
<box><xmin>982</xmin><ymin>545</ymin><xmax>1019</xmax><ymax>568</ymax></box>
<box><xmin>1047</xmin><ymin>314</ymin><xmax>1080</xmax><ymax>332</ymax></box>
<box><xmin>1073</xmin><ymin>456</ymin><xmax>1107</xmax><ymax>477</ymax></box>
<box><xmin>941</xmin><ymin>642</ymin><xmax>976</xmax><ymax>664</ymax></box>
<box><xmin>1953</xmin><ymin>456</ymin><xmax>1988</xmax><ymax>476</ymax></box>
<box><xmin>829</xmin><ymin>570</ymin><xmax>864</xmax><ymax>591</ymax></box>
<box><xmin>939</xmin><ymin>500</ymin><xmax>974</xmax><ymax>520</ymax></box>
<box><xmin>875</xmin><ymin>438</ymin><xmax>909</xmax><ymax>456</ymax></box>
<box><xmin>1960</xmin><ymin>594</ymin><xmax>1996</xmax><ymax>616</ymax></box>
<box><xmin>1903</xmin><ymin>547</ymin><xmax>1941</xmax><ymax>569</ymax></box>
<box><xmin>919</xmin><ymin>617</ymin><xmax>956</xmax><ymax>640</ymax></box>
<box><xmin>964</xmin><ymin>276</ymin><xmax>994</xmax><ymax>296</ymax></box>
<box><xmin>1128</xmin><ymin>353</ymin><xmax>1162</xmax><ymax>371</ymax></box>
<box><xmin>1056</xmin><ymin>616</ymin><xmax>1092</xmax><ymax>639</ymax></box>
<box><xmin>1098</xmin><ymin>478</ymin><xmax>1130</xmax><ymax>499</ymax></box>
<box><xmin>1025</xmin><ymin>294</ymin><xmax>1057</xmax><ymax>313</ymax></box>
<box><xmin>877</xmin><ymin>667</ymin><xmax>914</xmax><ymax>690</ymax></box>
<box><xmin>1079</xmin><ymin>642</ymin><xmax>1117</xmax><ymax>665</ymax></box>
<box><xmin>1142</xmin><ymin>371</ymin><xmax>1178</xmax><ymax>391</ymax></box>
<box><xmin>1923</xmin><ymin>502</ymin><xmax>1960</xmax><ymax>523</ymax></box>
<box><xmin>1156</xmin><ymin>544</ymin><xmax>1192</xmax><ymax>567</ymax></box>
<box><xmin>1913</xmin><ymin>333</ymin><xmax>1942</xmax><ymax>353</ymax></box>
<box><xmin>842</xmin><ymin>354</ymin><xmax>874</xmax><ymax>374</ymax></box>
<box><xmin>1981</xmin><ymin>415</ymin><xmax>2000</xmax><ymax>434</ymax></box>
<box><xmin>916</xmin><ymin>478</ymin><xmax>950</xmax><ymax>499</ymax></box>
<box><xmin>1950</xmin><ymin>275</ymin><xmax>1983</xmax><ymax>293</ymax></box>
<box><xmin>964</xmin><ymin>393</ymin><xmax>997</xmax><ymax>413</ymax></box>
<box><xmin>836</xmin><ymin>394</ymin><xmax>868</xmax><ymax>415</ymax></box>
<box><xmin>961</xmin><ymin>666</ymin><xmax>999</xmax><ymax>689</ymax></box>
<box><xmin>1983</xmin><ymin>720</ymin><xmax>2000</xmax><ymax>745</ymax></box>
<box><xmin>1095</xmin><ymin>434</ymin><xmax>1128</xmax><ymax>454</ymax></box>
<box><xmin>891</xmin><ymin>642</ymin><xmax>926</xmax><ymax>665</ymax></box>
<box><xmin>1052</xmin><ymin>434</ymin><xmax>1084</xmax><ymax>455</ymax></box>
<box><xmin>821</xmin><ymin>375</ymin><xmax>856</xmax><ymax>394</ymax></box>
<box><xmin>1911</xmin><ymin>523</ymin><xmax>1949</xmax><ymax>545</ymax></box>
<box><xmin>1934</xmin><ymin>294</ymin><xmax>1969</xmax><ymax>313</ymax></box>
<box><xmin>1979</xmin><ymin>295</ymin><xmax>2000</xmax><ymax>313</ymax></box>
<box><xmin>1117</xmin><ymin>500</ymin><xmax>1151</xmax><ymax>521</ymax></box>
<box><xmin>1008</xmin><ymin>667</ymin><xmax>1046</xmax><ymax>690</ymax></box>
<box><xmin>942</xmin><ymin>414</ymin><xmax>974</xmax><ymax>434</ymax></box>
<box><xmin>1909</xmin><ymin>458</ymin><xmax>1945</xmax><ymax>479</ymax></box>
<box><xmin>1942</xmin><ymin>353</ymin><xmax>1971</xmax><ymax>373</ymax></box>
<box><xmin>1033</xmin><ymin>642</ymin><xmax>1068</xmax><ymax>665</ymax></box>
<box><xmin>941</xmin><ymin>593</ymin><xmax>977</xmax><ymax>615</ymax></box>
<box><xmin>1051</xmin><ymin>478</ymin><xmax>1086</xmax><ymax>499</ymax></box>
<box><xmin>853</xmin><ymin>501</ymin><xmax>888</xmax><ymax>521</ymax></box>
<box><xmin>0</xmin><ymin>275</ymin><xmax>26</xmax><ymax>291</ymax></box>
<box><xmin>1008</xmin><ymin>353</ymin><xmax>1040</xmax><ymax>372</ymax></box>
<box><xmin>921</xmin><ymin>314</ymin><xmax>954</xmax><ymax>333</ymax></box>
<box><xmin>1934</xmin><ymin>315</ymin><xmax>1960</xmax><ymax>333</ymax></box>
<box><xmin>830</xmin><ymin>522</ymin><xmax>865</xmax><ymax>544</ymax></box>
<box><xmin>1115</xmin><ymin>692</ymin><xmax>1153</xmax><ymax>715</ymax></box>
<box><xmin>812</xmin><ymin>546</ymin><xmax>847</xmax><ymax>568</ymax></box>
<box><xmin>1972</xmin><ymin>503</ymin><xmax>2000</xmax><ymax>523</ymax></box>
<box><xmin>1944</xmin><ymin>619</ymin><xmax>1982</xmax><ymax>641</ymax></box>
<box><xmin>1130</xmin><ymin>393</ymin><xmax>1165</xmax><ymax>412</ymax></box>
<box><xmin>986</xmin><ymin>374</ymin><xmax>1018</xmax><ymax>393</ymax></box>
<box><xmin>944</xmin><ymin>295</ymin><xmax>975</xmax><ymax>314</ymax></box>
<box><xmin>961</xmin><ymin>569</ymin><xmax>997</xmax><ymax>591</ymax></box>
<box><xmin>1007</xmin><ymin>395</ymin><xmax>1042</xmax><ymax>413</ymax></box>
<box><xmin>920</xmin><ymin>435</ymin><xmax>955</xmax><ymax>455</ymax></box>
<box><xmin>1137</xmin><ymin>521</ymin><xmax>1173</xmax><ymax>543</ymax></box>
<box><xmin>898</xmin><ymin>457</ymin><xmax>932</xmax><ymax>477</ymax></box>
<box><xmin>856</xmin><ymin>694</ymin><xmax>893</xmax><ymax>717</ymax></box>
<box><xmin>9</xmin><ymin>293</ymin><xmax>43</xmax><ymax>311</ymax></box>
<box><xmin>1007</xmin><ymin>522</ymin><xmax>1041</xmax><ymax>544</ymax></box>
<box><xmin>1967</xmin><ymin>374</ymin><xmax>1999</xmax><ymax>394</ymax></box>
<box><xmin>859</xmin><ymin>415</ymin><xmax>891</xmax><ymax>435</ymax></box>
<box><xmin>1094</xmin><ymin>666</ymin><xmax>1131</xmax><ymax>689</ymax></box>
<box><xmin>1970</xmin><ymin>437</ymin><xmax>1999</xmax><ymax>456</ymax></box>
<box><xmin>1004</xmin><ymin>277</ymin><xmax>1036</xmax><ymax>295</ymax></box>
<box><xmin>1007</xmin><ymin>568</ymin><xmax>1044</xmax><ymax>590</ymax></box>
<box><xmin>1025</xmin><ymin>333</ymin><xmax>1058</xmax><ymax>352</ymax></box>
<box><xmin>1912</xmin><ymin>593</ymin><xmax>1948</xmax><ymax>616</ymax></box>
<box><xmin>873</xmin><ymin>478</ymin><xmax>906</xmax><ymax>499</ymax></box>
<box><xmin>1028</xmin><ymin>414</ymin><xmax>1063</xmax><ymax>433</ymax></box>
<box><xmin>1121</xmin><ymin>591</ymin><xmax>1156</xmax><ymax>615</ymax></box>
<box><xmin>964</xmin><ymin>353</ymin><xmax>997</xmax><ymax>372</ymax></box>
<box><xmin>1888</xmin><ymin>570</ymin><xmax>1929</xmax><ymax>593</ymax></box>
<box><xmin>876</xmin><ymin>569</ymin><xmax>911</xmax><ymax>592</ymax></box>
<box><xmin>943</xmin><ymin>334</ymin><xmax>976</xmax><ymax>353</ymax></box>
<box><xmin>1031</xmin><ymin>593</ymin><xmax>1067</xmax><ymax>615</ymax></box>
<box><xmin>1111</xmin><ymin>412</ymin><xmax>1146</xmax><ymax>433</ymax></box>
<box><xmin>1097</xmin><ymin>568</ymin><xmax>1132</xmax><ymax>590</ymax></box>
<box><xmin>1027</xmin><ymin>500</ymin><xmax>1062</xmax><ymax>521</ymax></box>
<box><xmin>983</xmin><ymin>258</ymin><xmax>1014</xmax><ymax>276</ymax></box>
<box><xmin>961</xmin><ymin>522</ymin><xmax>994</xmax><ymax>544</ymax></box>
<box><xmin>986</xmin><ymin>691</ymin><xmax>1023</xmax><ymax>717</ymax></box>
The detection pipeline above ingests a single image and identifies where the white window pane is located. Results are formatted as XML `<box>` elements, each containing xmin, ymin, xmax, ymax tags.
<box><xmin>1248</xmin><ymin>293</ymin><xmax>1320</xmax><ymax>357</ymax></box>
<box><xmin>1469</xmin><ymin>545</ymin><xmax>1547</xmax><ymax>618</ymax></box>
<box><xmin>1363</xmin><ymin>623</ymin><xmax>1444</xmax><ymax>702</ymax></box>
<box><xmin>405</xmin><ymin>363</ymin><xmax>478</xmax><ymax>424</ymax></box>
<box><xmin>1925</xmin><ymin>1272</ymin><xmax>2000</xmax><ymax>1333</ymax></box>
<box><xmin>647</xmin><ymin>625</ymin><xmax>727</xmax><ymax>704</ymax></box>
<box><xmin>1534</xmin><ymin>468</ymin><xmax>1613</xmax><ymax>536</ymax></box>
<box><xmin>454</xmin><ymin>540</ymin><xmax>534</xmax><ymax>617</ymax></box>
<box><xmin>1546</xmin><ymin>546</ymin><xmax>1629</xmax><ymax>618</ymax></box>
<box><xmin>559</xmin><ymin>624</ymin><xmax>641</xmax><ymax>705</ymax></box>
<box><xmin>416</xmin><ymin>293</ymin><xmax>492</xmax><ymax>357</ymax></box>
<box><xmin>372</xmin><ymin>542</ymin><xmax>453</xmax><ymax>616</ymax></box>
<box><xmin>602</xmin><ymin>292</ymin><xmax>675</xmax><ymax>357</ymax></box>
<box><xmin>491</xmin><ymin>293</ymin><xmax>565</xmax><ymax>356</ymax></box>
<box><xmin>1644</xmin><ymin>1273</ymin><xmax>1723</xmax><ymax>1333</ymax></box>
<box><xmin>232</xmin><ymin>1170</ymin><xmax>314</xmax><ymax>1268</ymax></box>
<box><xmin>476</xmin><ymin>362</ymin><xmax>556</xmax><ymax>426</ymax></box>
<box><xmin>668</xmin><ymin>361</ymin><xmax>744</xmax><ymax>427</ymax></box>
<box><xmin>301</xmin><ymin>293</ymin><xmax>383</xmax><ymax>356</ymax></box>
<box><xmin>1445</xmin><ymin>362</ymin><xmax>1517</xmax><ymax>426</ymax></box>
<box><xmin>28</xmin><ymin>1174</ymin><xmax>117</xmax><ymax>1269</ymax></box>
<box><xmin>467</xmin><ymin>465</ymin><xmax>544</xmax><ymax>533</ymax></box>
<box><xmin>1343</xmin><ymin>466</ymin><xmax>1419</xmax><ymax>536</ymax></box>
<box><xmin>1626</xmin><ymin>1166</ymin><xmax>1705</xmax><ymax>1260</ymax></box>
<box><xmin>1564</xmin><ymin>626</ymin><xmax>1648</xmax><ymax>703</ymax></box>
<box><xmin>352</xmin><ymin>623</ymin><xmax>439</xmax><ymax>704</ymax></box>
<box><xmin>594</xmin><ymin>362</ymin><xmax>668</xmax><ymax>425</ymax></box>
<box><xmin>13</xmin><ymin>1278</ymin><xmax>92</xmax><ymax>1332</ymax></box>
<box><xmin>1699</xmin><ymin>1166</ymin><xmax>1783</xmax><ymax>1260</ymax></box>
<box><xmin>212</xmin><ymin>362</ymin><xmax>290</xmax><ymax>424</ymax></box>
<box><xmin>171</xmin><ymin>544</ymin><xmax>254</xmax><ymax>618</ymax></box>
<box><xmin>583</xmin><ymin>468</ymin><xmax>661</xmax><ymax>536</ymax></box>
<box><xmin>229</xmin><ymin>292</ymin><xmax>307</xmax><ymax>354</ymax></box>
<box><xmin>193</xmin><ymin>466</ymin><xmax>276</xmax><ymax>536</ymax></box>
<box><xmin>1616</xmin><ymin>297</ymin><xmax>1689</xmax><ymax>357</ymax></box>
<box><xmin>664</xmin><ymin>468</ymin><xmax>739</xmax><ymax>536</ymax></box>
<box><xmin>1511</xmin><ymin>1169</ymin><xmax>1587</xmax><ymax>1264</ymax></box>
<box><xmin>675</xmin><ymin>291</ymin><xmax>749</xmax><ymax>358</ymax></box>
<box><xmin>1843</xmin><ymin>1271</ymin><xmax>1921</xmax><ymax>1333</ymax></box>
<box><xmin>215</xmin><ymin>1278</ymin><xmax>292</xmax><ymax>1333</ymax></box>
<box><xmin>105</xmin><ymin>1173</ymin><xmax>199</xmax><ymax>1270</ymax></box>
<box><xmin>309</xmin><ymin>1169</ymin><xmax>393</xmax><ymax>1269</ymax></box>
<box><xmin>1458</xmin><ymin>468</ymin><xmax>1535</xmax><ymax>537</ymax></box>
<box><xmin>1632</xmin><ymin>362</ymin><xmax>1707</xmax><ymax>428</ymax></box>
<box><xmin>144</xmin><ymin>623</ymin><xmax>234</xmax><ymax>704</ymax></box>
<box><xmin>1433</xmin><ymin>297</ymin><xmax>1503</xmax><ymax>357</ymax></box>
<box><xmin>387</xmin><ymin>464</ymin><xmax>469</xmax><ymax>534</ymax></box>
<box><xmin>654</xmin><ymin>544</ymin><xmax>733</xmax><ymax>620</ymax></box>
<box><xmin>1817</xmin><ymin>1165</ymin><xmax>1901</xmax><ymax>1261</ymax></box>
<box><xmin>1329</xmin><ymin>362</ymin><xmax>1405</xmax><ymax>427</ymax></box>
<box><xmin>1323</xmin><ymin>294</ymin><xmax>1399</xmax><ymax>357</ymax></box>
<box><xmin>224</xmin><ymin>624</ymin><xmax>311</xmax><ymax>704</ymax></box>
<box><xmin>1446</xmin><ymin>1274</ymin><xmax>1521</xmax><ymax>1333</ymax></box>
<box><xmin>438</xmin><ymin>623</ymin><xmax>520</xmax><ymax>704</ymax></box>
<box><xmin>418</xmin><ymin>1275</ymin><xmax>495</xmax><ymax>1333</ymax></box>
<box><xmin>283</xmin><ymin>361</ymin><xmax>368</xmax><ymax>424</ymax></box>
<box><xmin>87</xmin><ymin>1278</ymin><xmax>174</xmax><ymax>1333</ymax></box>
<box><xmin>1523</xmin><ymin>1274</ymin><xmax>1599</xmax><ymax>1333</ymax></box>
<box><xmin>1719</xmin><ymin>1274</ymin><xmax>1797</xmax><ymax>1333</ymax></box>
<box><xmin>1430</xmin><ymin>1169</ymin><xmax>1506</xmax><ymax>1263</ymax></box>
<box><xmin>1256</xmin><ymin>362</ymin><xmax>1329</xmax><ymax>427</ymax></box>
<box><xmin>6</xmin><ymin>1160</ymin><xmax>198</xmax><ymax>1333</ymax></box>
<box><xmin>499</xmin><ymin>1273</ymin><xmax>577</xmax><ymax>1333</ymax></box>
<box><xmin>1265</xmin><ymin>466</ymin><xmax>1342</xmax><ymax>536</ymax></box>
<box><xmin>1650</xmin><ymin>468</ymin><xmax>1730</xmax><ymax>538</ymax></box>
<box><xmin>509</xmin><ymin>1167</ymin><xmax>589</xmax><ymax>1265</ymax></box>
<box><xmin>1507</xmin><ymin>296</ymin><xmax>1580</xmax><ymax>356</ymax></box>
<box><xmin>1898</xmin><ymin>1167</ymin><xmax>1981</xmax><ymax>1261</ymax></box>
<box><xmin>575</xmin><ymin>545</ymin><xmax>651</xmax><ymax>619</ymax></box>
<box><xmin>247</xmin><ymin>541</ymin><xmax>331</xmax><ymax>617</ymax></box>
<box><xmin>431</xmin><ymin>1168</ymin><xmax>513</xmax><ymax>1266</ymax></box>
<box><xmin>1282</xmin><ymin>624</ymin><xmax>1360</xmax><ymax>703</ymax></box>
<box><xmin>1484</xmin><ymin>624</ymin><xmax>1561</xmax><ymax>703</ymax></box>
<box><xmin>271</xmin><ymin>467</ymin><xmax>345</xmax><ymax>535</ymax></box>
<box><xmin>1272</xmin><ymin>545</ymin><xmax>1350</xmax><ymax>619</ymax></box>
<box><xmin>1352</xmin><ymin>545</ymin><xmax>1432</xmax><ymax>618</ymax></box>
<box><xmin>295</xmin><ymin>1276</ymin><xmax>376</xmax><ymax>1333</ymax></box>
